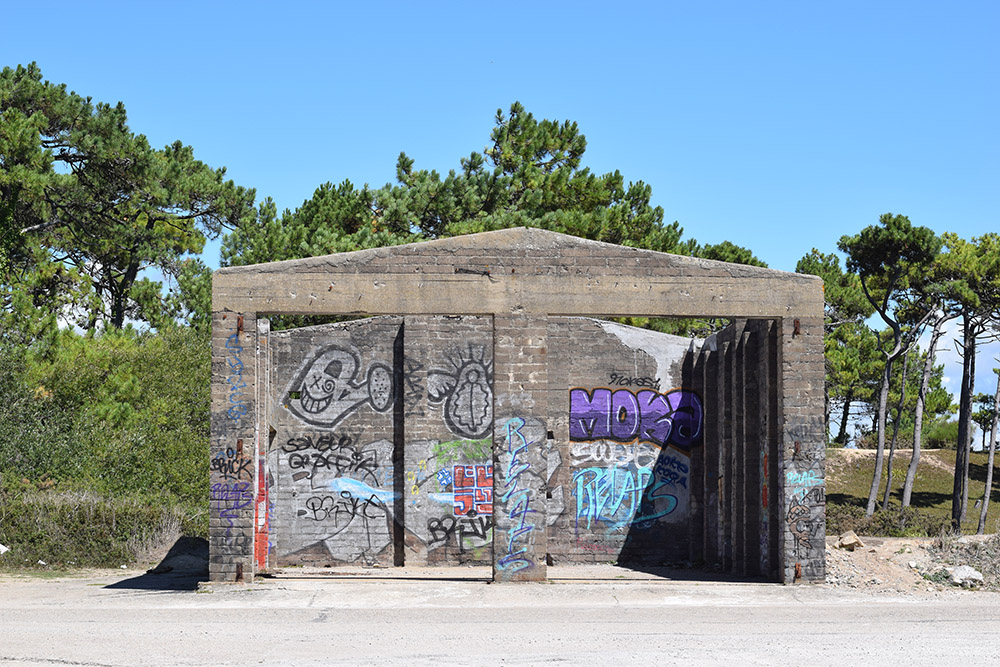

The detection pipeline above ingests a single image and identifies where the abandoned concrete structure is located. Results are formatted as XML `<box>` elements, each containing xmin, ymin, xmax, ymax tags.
<box><xmin>210</xmin><ymin>228</ymin><xmax>825</xmax><ymax>584</ymax></box>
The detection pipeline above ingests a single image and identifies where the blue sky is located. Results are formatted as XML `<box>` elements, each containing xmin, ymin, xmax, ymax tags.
<box><xmin>3</xmin><ymin>1</ymin><xmax>998</xmax><ymax>434</ymax></box>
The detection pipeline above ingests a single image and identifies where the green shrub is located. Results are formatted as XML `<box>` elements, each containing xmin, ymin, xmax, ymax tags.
<box><xmin>0</xmin><ymin>486</ymin><xmax>189</xmax><ymax>568</ymax></box>
<box><xmin>826</xmin><ymin>501</ymin><xmax>950</xmax><ymax>537</ymax></box>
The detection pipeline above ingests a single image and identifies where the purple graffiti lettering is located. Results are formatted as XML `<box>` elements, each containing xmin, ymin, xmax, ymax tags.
<box><xmin>569</xmin><ymin>388</ymin><xmax>703</xmax><ymax>451</ymax></box>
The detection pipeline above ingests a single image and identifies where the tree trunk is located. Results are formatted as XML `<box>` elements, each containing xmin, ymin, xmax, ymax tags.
<box><xmin>882</xmin><ymin>347</ymin><xmax>911</xmax><ymax>509</ymax></box>
<box><xmin>976</xmin><ymin>371</ymin><xmax>1000</xmax><ymax>534</ymax></box>
<box><xmin>952</xmin><ymin>316</ymin><xmax>977</xmax><ymax>530</ymax></box>
<box><xmin>836</xmin><ymin>389</ymin><xmax>854</xmax><ymax>445</ymax></box>
<box><xmin>962</xmin><ymin>348</ymin><xmax>976</xmax><ymax>522</ymax></box>
<box><xmin>866</xmin><ymin>354</ymin><xmax>895</xmax><ymax>516</ymax></box>
<box><xmin>902</xmin><ymin>315</ymin><xmax>947</xmax><ymax>507</ymax></box>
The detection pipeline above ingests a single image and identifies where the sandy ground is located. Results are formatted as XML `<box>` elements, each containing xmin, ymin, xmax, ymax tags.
<box><xmin>2</xmin><ymin>561</ymin><xmax>999</xmax><ymax>667</ymax></box>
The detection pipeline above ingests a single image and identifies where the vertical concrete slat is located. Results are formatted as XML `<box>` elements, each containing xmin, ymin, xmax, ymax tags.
<box><xmin>765</xmin><ymin>319</ymin><xmax>781</xmax><ymax>581</ymax></box>
<box><xmin>721</xmin><ymin>340</ymin><xmax>734</xmax><ymax>572</ymax></box>
<box><xmin>688</xmin><ymin>348</ymin><xmax>706</xmax><ymax>565</ymax></box>
<box><xmin>701</xmin><ymin>342</ymin><xmax>721</xmax><ymax>568</ymax></box>
<box><xmin>733</xmin><ymin>328</ymin><xmax>747</xmax><ymax>575</ymax></box>
<box><xmin>743</xmin><ymin>326</ymin><xmax>761</xmax><ymax>577</ymax></box>
<box><xmin>493</xmin><ymin>314</ymin><xmax>548</xmax><ymax>582</ymax></box>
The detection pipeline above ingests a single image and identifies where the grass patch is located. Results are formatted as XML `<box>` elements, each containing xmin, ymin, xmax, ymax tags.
<box><xmin>826</xmin><ymin>448</ymin><xmax>1000</xmax><ymax>536</ymax></box>
<box><xmin>0</xmin><ymin>487</ymin><xmax>201</xmax><ymax>569</ymax></box>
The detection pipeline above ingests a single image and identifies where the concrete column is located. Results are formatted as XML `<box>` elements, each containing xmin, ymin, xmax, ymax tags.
<box><xmin>701</xmin><ymin>342</ymin><xmax>722</xmax><ymax>568</ymax></box>
<box><xmin>742</xmin><ymin>327</ymin><xmax>761</xmax><ymax>577</ymax></box>
<box><xmin>210</xmin><ymin>311</ymin><xmax>257</xmax><ymax>583</ymax></box>
<box><xmin>778</xmin><ymin>314</ymin><xmax>826</xmax><ymax>583</ymax></box>
<box><xmin>492</xmin><ymin>314</ymin><xmax>548</xmax><ymax>582</ymax></box>
<box><xmin>721</xmin><ymin>340</ymin><xmax>734</xmax><ymax>571</ymax></box>
<box><xmin>733</xmin><ymin>330</ymin><xmax>747</xmax><ymax>575</ymax></box>
<box><xmin>688</xmin><ymin>349</ymin><xmax>706</xmax><ymax>565</ymax></box>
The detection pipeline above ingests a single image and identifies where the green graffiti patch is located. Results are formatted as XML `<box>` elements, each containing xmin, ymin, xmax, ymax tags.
<box><xmin>433</xmin><ymin>438</ymin><xmax>492</xmax><ymax>464</ymax></box>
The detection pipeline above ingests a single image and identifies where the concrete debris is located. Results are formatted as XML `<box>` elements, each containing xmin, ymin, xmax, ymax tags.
<box><xmin>836</xmin><ymin>530</ymin><xmax>865</xmax><ymax>551</ymax></box>
<box><xmin>947</xmin><ymin>565</ymin><xmax>984</xmax><ymax>588</ymax></box>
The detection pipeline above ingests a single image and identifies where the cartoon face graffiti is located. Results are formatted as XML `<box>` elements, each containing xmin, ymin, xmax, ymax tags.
<box><xmin>285</xmin><ymin>345</ymin><xmax>393</xmax><ymax>428</ymax></box>
<box><xmin>428</xmin><ymin>345</ymin><xmax>493</xmax><ymax>439</ymax></box>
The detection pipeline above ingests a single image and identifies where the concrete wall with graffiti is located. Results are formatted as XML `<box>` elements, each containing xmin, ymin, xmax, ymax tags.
<box><xmin>547</xmin><ymin>318</ymin><xmax>701</xmax><ymax>564</ymax></box>
<box><xmin>262</xmin><ymin>315</ymin><xmax>706</xmax><ymax>568</ymax></box>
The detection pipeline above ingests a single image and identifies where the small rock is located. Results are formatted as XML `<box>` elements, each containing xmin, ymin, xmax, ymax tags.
<box><xmin>947</xmin><ymin>565</ymin><xmax>984</xmax><ymax>588</ymax></box>
<box><xmin>120</xmin><ymin>564</ymin><xmax>128</xmax><ymax>569</ymax></box>
<box><xmin>37</xmin><ymin>560</ymin><xmax>46</xmax><ymax>566</ymax></box>
<box><xmin>908</xmin><ymin>561</ymin><xmax>918</xmax><ymax>569</ymax></box>
<box><xmin>837</xmin><ymin>530</ymin><xmax>865</xmax><ymax>551</ymax></box>
<box><xmin>0</xmin><ymin>543</ymin><xmax>9</xmax><ymax>556</ymax></box>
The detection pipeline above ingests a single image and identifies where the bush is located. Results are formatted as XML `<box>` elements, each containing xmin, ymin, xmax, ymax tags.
<box><xmin>0</xmin><ymin>485</ymin><xmax>188</xmax><ymax>568</ymax></box>
<box><xmin>826</xmin><ymin>501</ymin><xmax>950</xmax><ymax>537</ymax></box>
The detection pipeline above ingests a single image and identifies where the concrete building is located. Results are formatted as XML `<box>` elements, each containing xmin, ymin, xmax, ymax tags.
<box><xmin>210</xmin><ymin>227</ymin><xmax>825</xmax><ymax>584</ymax></box>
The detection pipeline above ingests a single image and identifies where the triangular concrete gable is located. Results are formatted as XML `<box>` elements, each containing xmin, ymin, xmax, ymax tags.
<box><xmin>213</xmin><ymin>227</ymin><xmax>821</xmax><ymax>318</ymax></box>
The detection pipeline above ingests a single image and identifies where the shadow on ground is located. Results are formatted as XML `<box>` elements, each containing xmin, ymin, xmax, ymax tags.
<box><xmin>105</xmin><ymin>536</ymin><xmax>208</xmax><ymax>591</ymax></box>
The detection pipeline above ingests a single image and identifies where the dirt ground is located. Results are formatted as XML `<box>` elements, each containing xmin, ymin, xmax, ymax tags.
<box><xmin>824</xmin><ymin>532</ymin><xmax>998</xmax><ymax>594</ymax></box>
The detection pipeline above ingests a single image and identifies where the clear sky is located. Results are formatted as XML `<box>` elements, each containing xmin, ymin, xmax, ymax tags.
<box><xmin>3</xmin><ymin>1</ymin><xmax>999</xmax><ymax>431</ymax></box>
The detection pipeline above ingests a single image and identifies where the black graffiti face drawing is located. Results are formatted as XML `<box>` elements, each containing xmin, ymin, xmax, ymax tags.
<box><xmin>428</xmin><ymin>345</ymin><xmax>493</xmax><ymax>439</ymax></box>
<box><xmin>285</xmin><ymin>345</ymin><xmax>393</xmax><ymax>428</ymax></box>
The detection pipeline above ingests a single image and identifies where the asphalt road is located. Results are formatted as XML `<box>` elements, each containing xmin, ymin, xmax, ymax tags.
<box><xmin>2</xmin><ymin>567</ymin><xmax>998</xmax><ymax>666</ymax></box>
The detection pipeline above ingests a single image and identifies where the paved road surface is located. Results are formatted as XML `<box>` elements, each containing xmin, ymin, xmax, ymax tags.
<box><xmin>1</xmin><ymin>566</ymin><xmax>998</xmax><ymax>666</ymax></box>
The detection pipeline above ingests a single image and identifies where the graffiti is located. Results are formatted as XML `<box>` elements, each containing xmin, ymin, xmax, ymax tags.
<box><xmin>432</xmin><ymin>438</ymin><xmax>492</xmax><ymax>465</ymax></box>
<box><xmin>570</xmin><ymin>441</ymin><xmax>656</xmax><ymax>468</ymax></box>
<box><xmin>283</xmin><ymin>433</ymin><xmax>380</xmax><ymax>483</ymax></box>
<box><xmin>453</xmin><ymin>464</ymin><xmax>493</xmax><ymax>516</ymax></box>
<box><xmin>576</xmin><ymin>540</ymin><xmax>618</xmax><ymax>555</ymax></box>
<box><xmin>213</xmin><ymin>533</ymin><xmax>252</xmax><ymax>557</ymax></box>
<box><xmin>652</xmin><ymin>453</ymin><xmax>689</xmax><ymax>489</ymax></box>
<box><xmin>427</xmin><ymin>515</ymin><xmax>493</xmax><ymax>553</ymax></box>
<box><xmin>284</xmin><ymin>345</ymin><xmax>393</xmax><ymax>428</ymax></box>
<box><xmin>571</xmin><ymin>466</ymin><xmax>678</xmax><ymax>531</ymax></box>
<box><xmin>225</xmin><ymin>332</ymin><xmax>249</xmax><ymax>421</ymax></box>
<box><xmin>211</xmin><ymin>481</ymin><xmax>253</xmax><ymax>537</ymax></box>
<box><xmin>428</xmin><ymin>345</ymin><xmax>493</xmax><ymax>439</ymax></box>
<box><xmin>255</xmin><ymin>456</ymin><xmax>269</xmax><ymax>569</ymax></box>
<box><xmin>497</xmin><ymin>417</ymin><xmax>538</xmax><ymax>573</ymax></box>
<box><xmin>786</xmin><ymin>470</ymin><xmax>823</xmax><ymax>489</ymax></box>
<box><xmin>436</xmin><ymin>469</ymin><xmax>454</xmax><ymax>487</ymax></box>
<box><xmin>786</xmin><ymin>488</ymin><xmax>823</xmax><ymax>553</ymax></box>
<box><xmin>211</xmin><ymin>447</ymin><xmax>252</xmax><ymax>480</ymax></box>
<box><xmin>304</xmin><ymin>493</ymin><xmax>388</xmax><ymax>524</ymax></box>
<box><xmin>402</xmin><ymin>357</ymin><xmax>425</xmax><ymax>417</ymax></box>
<box><xmin>406</xmin><ymin>460</ymin><xmax>430</xmax><ymax>503</ymax></box>
<box><xmin>608</xmin><ymin>373</ymin><xmax>661</xmax><ymax>391</ymax></box>
<box><xmin>569</xmin><ymin>387</ymin><xmax>703</xmax><ymax>451</ymax></box>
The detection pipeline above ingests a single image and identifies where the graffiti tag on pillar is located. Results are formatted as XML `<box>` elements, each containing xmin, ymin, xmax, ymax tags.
<box><xmin>497</xmin><ymin>417</ymin><xmax>537</xmax><ymax>573</ymax></box>
<box><xmin>284</xmin><ymin>345</ymin><xmax>393</xmax><ymax>428</ymax></box>
<box><xmin>569</xmin><ymin>387</ymin><xmax>703</xmax><ymax>451</ymax></box>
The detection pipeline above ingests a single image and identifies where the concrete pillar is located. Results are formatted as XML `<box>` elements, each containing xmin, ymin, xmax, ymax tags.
<box><xmin>778</xmin><ymin>314</ymin><xmax>826</xmax><ymax>583</ymax></box>
<box><xmin>742</xmin><ymin>327</ymin><xmax>761</xmax><ymax>577</ymax></box>
<box><xmin>210</xmin><ymin>311</ymin><xmax>258</xmax><ymax>583</ymax></box>
<box><xmin>701</xmin><ymin>341</ymin><xmax>722</xmax><ymax>568</ymax></box>
<box><xmin>492</xmin><ymin>314</ymin><xmax>548</xmax><ymax>582</ymax></box>
<box><xmin>733</xmin><ymin>330</ymin><xmax>747</xmax><ymax>575</ymax></box>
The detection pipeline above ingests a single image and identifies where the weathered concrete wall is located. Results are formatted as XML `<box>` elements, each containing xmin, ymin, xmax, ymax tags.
<box><xmin>210</xmin><ymin>227</ymin><xmax>826</xmax><ymax>583</ymax></box>
<box><xmin>260</xmin><ymin>315</ymin><xmax>709</xmax><ymax>571</ymax></box>
<box><xmin>268</xmin><ymin>317</ymin><xmax>400</xmax><ymax>566</ymax></box>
